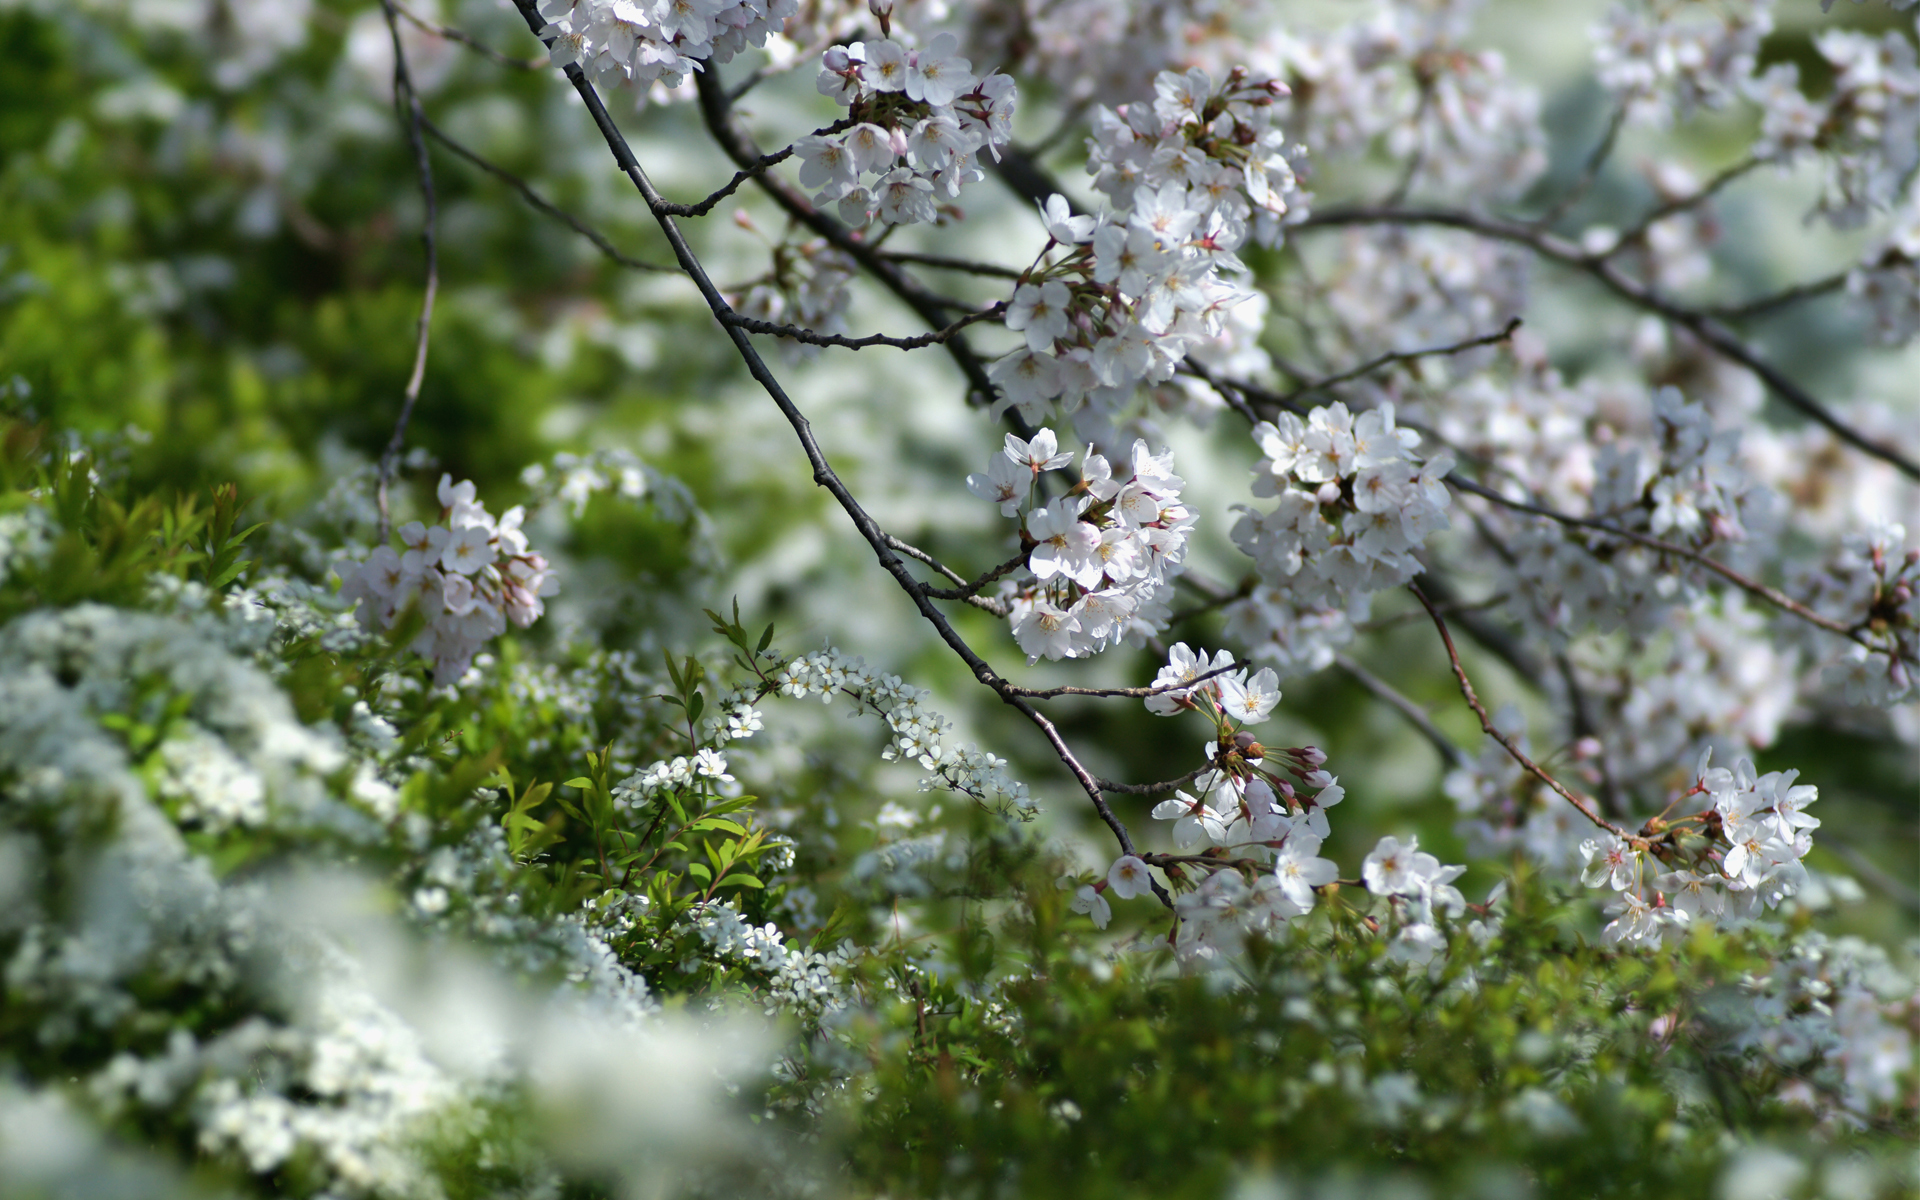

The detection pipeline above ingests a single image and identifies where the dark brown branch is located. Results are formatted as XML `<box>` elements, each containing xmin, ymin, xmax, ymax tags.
<box><xmin>875</xmin><ymin>250</ymin><xmax>1025</xmax><ymax>279</ymax></box>
<box><xmin>1533</xmin><ymin>103</ymin><xmax>1626</xmax><ymax>228</ymax></box>
<box><xmin>1004</xmin><ymin>660</ymin><xmax>1240</xmax><ymax>701</ymax></box>
<box><xmin>723</xmin><ymin>302</ymin><xmax>1005</xmax><ymax>350</ymax></box>
<box><xmin>513</xmin><ymin>1</ymin><xmax>1146</xmax><ymax>865</ymax></box>
<box><xmin>391</xmin><ymin>0</ymin><xmax>547</xmax><ymax>69</ymax></box>
<box><xmin>656</xmin><ymin>117</ymin><xmax>855</xmax><ymax>218</ymax></box>
<box><xmin>1332</xmin><ymin>651</ymin><xmax>1470</xmax><ymax>769</ymax></box>
<box><xmin>419</xmin><ymin>114</ymin><xmax>672</xmax><ymax>273</ymax></box>
<box><xmin>1295</xmin><ymin>204</ymin><xmax>1920</xmax><ymax>482</ymax></box>
<box><xmin>1409</xmin><ymin>583</ymin><xmax>1640</xmax><ymax>845</ymax></box>
<box><xmin>922</xmin><ymin>550</ymin><xmax>1028</xmax><ymax>601</ymax></box>
<box><xmin>1447</xmin><ymin>474</ymin><xmax>1883</xmax><ymax>648</ymax></box>
<box><xmin>375</xmin><ymin>0</ymin><xmax>440</xmax><ymax>543</ymax></box>
<box><xmin>690</xmin><ymin>69</ymin><xmax>1002</xmax><ymax>407</ymax></box>
<box><xmin>1097</xmin><ymin>763</ymin><xmax>1215</xmax><ymax>797</ymax></box>
<box><xmin>1187</xmin><ymin>318</ymin><xmax>1522</xmax><ymax>419</ymax></box>
<box><xmin>1700</xmin><ymin>270</ymin><xmax>1850</xmax><ymax>321</ymax></box>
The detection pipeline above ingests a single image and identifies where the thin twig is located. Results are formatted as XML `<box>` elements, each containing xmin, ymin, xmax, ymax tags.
<box><xmin>690</xmin><ymin>70</ymin><xmax>1003</xmax><ymax>407</ymax></box>
<box><xmin>1700</xmin><ymin>270</ymin><xmax>1850</xmax><ymax>321</ymax></box>
<box><xmin>1409</xmin><ymin>582</ymin><xmax>1640</xmax><ymax>845</ymax></box>
<box><xmin>656</xmin><ymin>117</ymin><xmax>856</xmax><ymax>218</ymax></box>
<box><xmin>1189</xmin><ymin>318</ymin><xmax>1522</xmax><ymax>419</ymax></box>
<box><xmin>1606</xmin><ymin>155</ymin><xmax>1762</xmax><ymax>254</ymax></box>
<box><xmin>876</xmin><ymin>250</ymin><xmax>1026</xmax><ymax>279</ymax></box>
<box><xmin>723</xmin><ymin>302</ymin><xmax>1005</xmax><ymax>350</ymax></box>
<box><xmin>1447</xmin><ymin>474</ymin><xmax>1882</xmax><ymax>648</ymax></box>
<box><xmin>1533</xmin><ymin>103</ymin><xmax>1626</xmax><ymax>228</ymax></box>
<box><xmin>419</xmin><ymin>114</ymin><xmax>672</xmax><ymax>272</ymax></box>
<box><xmin>922</xmin><ymin>549</ymin><xmax>1028</xmax><ymax>601</ymax></box>
<box><xmin>1332</xmin><ymin>651</ymin><xmax>1470</xmax><ymax>769</ymax></box>
<box><xmin>1004</xmin><ymin>660</ymin><xmax>1240</xmax><ymax>701</ymax></box>
<box><xmin>390</xmin><ymin>0</ymin><xmax>548</xmax><ymax>69</ymax></box>
<box><xmin>1295</xmin><ymin>205</ymin><xmax>1920</xmax><ymax>482</ymax></box>
<box><xmin>1097</xmin><ymin>763</ymin><xmax>1216</xmax><ymax>797</ymax></box>
<box><xmin>375</xmin><ymin>0</ymin><xmax>440</xmax><ymax>544</ymax></box>
<box><xmin>883</xmin><ymin>534</ymin><xmax>969</xmax><ymax>587</ymax></box>
<box><xmin>513</xmin><ymin>1</ymin><xmax>1148</xmax><ymax>867</ymax></box>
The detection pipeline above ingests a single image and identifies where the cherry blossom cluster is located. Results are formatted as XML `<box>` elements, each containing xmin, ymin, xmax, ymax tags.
<box><xmin>1796</xmin><ymin>521</ymin><xmax>1918</xmax><ymax>707</ymax></box>
<box><xmin>1361</xmin><ymin>834</ymin><xmax>1469</xmax><ymax>967</ymax></box>
<box><xmin>1066</xmin><ymin>642</ymin><xmax>1349</xmax><ymax>962</ymax></box>
<box><xmin>1597</xmin><ymin>2</ymin><xmax>1920</xmax><ymax>230</ymax></box>
<box><xmin>1237</xmin><ymin>3</ymin><xmax>1547</xmax><ymax>201</ymax></box>
<box><xmin>1592</xmin><ymin>1</ymin><xmax>1772</xmax><ymax>124</ymax></box>
<box><xmin>802</xmin><ymin>35</ymin><xmax>1016</xmax><ymax>226</ymax></box>
<box><xmin>536</xmin><ymin>0</ymin><xmax>798</xmax><ymax>95</ymax></box>
<box><xmin>1578</xmin><ymin>751</ymin><xmax>1817</xmax><ymax>947</ymax></box>
<box><xmin>1849</xmin><ymin>182</ymin><xmax>1920</xmax><ymax>346</ymax></box>
<box><xmin>1227</xmin><ymin>402</ymin><xmax>1453</xmax><ymax>674</ymax></box>
<box><xmin>986</xmin><ymin>67</ymin><xmax>1300</xmax><ymax>435</ymax></box>
<box><xmin>1739</xmin><ymin>931</ymin><xmax>1918</xmax><ymax>1118</ymax></box>
<box><xmin>966</xmin><ymin>430</ymin><xmax>1192</xmax><ymax>663</ymax></box>
<box><xmin>731</xmin><ymin>235</ymin><xmax>858</xmax><ymax>351</ymax></box>
<box><xmin>337</xmin><ymin>475</ymin><xmax>557</xmax><ymax>686</ymax></box>
<box><xmin>1514</xmin><ymin>388</ymin><xmax>1774</xmax><ymax>635</ymax></box>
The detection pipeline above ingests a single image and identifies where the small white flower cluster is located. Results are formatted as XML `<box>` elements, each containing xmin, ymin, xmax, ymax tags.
<box><xmin>1511</xmin><ymin>388</ymin><xmax>1772</xmax><ymax>637</ymax></box>
<box><xmin>1739</xmin><ymin>931</ymin><xmax>1917</xmax><ymax>1119</ymax></box>
<box><xmin>0</xmin><ymin>502</ymin><xmax>55</xmax><ymax>586</ymax></box>
<box><xmin>337</xmin><ymin>474</ymin><xmax>558</xmax><ymax>686</ymax></box>
<box><xmin>803</xmin><ymin>35</ymin><xmax>1016</xmax><ymax>226</ymax></box>
<box><xmin>1260</xmin><ymin>3</ymin><xmax>1545</xmax><ymax>201</ymax></box>
<box><xmin>1578</xmin><ymin>751</ymin><xmax>1817</xmax><ymax>947</ymax></box>
<box><xmin>1776</xmin><ymin>29</ymin><xmax>1920</xmax><ymax>230</ymax></box>
<box><xmin>521</xmin><ymin>446</ymin><xmax>694</xmax><ymax>523</ymax></box>
<box><xmin>1604</xmin><ymin>4</ymin><xmax>1920</xmax><ymax>230</ymax></box>
<box><xmin>1848</xmin><ymin>186</ymin><xmax>1920</xmax><ymax>345</ymax></box>
<box><xmin>611</xmin><ymin>745</ymin><xmax>737</xmax><ymax>810</ymax></box>
<box><xmin>1228</xmin><ymin>402</ymin><xmax>1452</xmax><ymax>675</ymax></box>
<box><xmin>732</xmin><ymin>235</ymin><xmax>858</xmax><ymax>352</ymax></box>
<box><xmin>987</xmin><ymin>69</ymin><xmax>1297</xmax><ymax>432</ymax></box>
<box><xmin>765</xmin><ymin>646</ymin><xmax>1034</xmax><ymax>813</ymax></box>
<box><xmin>967</xmin><ymin>428</ymin><xmax>1192</xmax><ymax>663</ymax></box>
<box><xmin>686</xmin><ymin>900</ymin><xmax>858</xmax><ymax>1018</ymax></box>
<box><xmin>1087</xmin><ymin>66</ymin><xmax>1301</xmax><ymax>244</ymax></box>
<box><xmin>536</xmin><ymin>0</ymin><xmax>798</xmax><ymax>95</ymax></box>
<box><xmin>1592</xmin><ymin>1</ymin><xmax>1771</xmax><ymax>124</ymax></box>
<box><xmin>1362</xmin><ymin>834</ymin><xmax>1469</xmax><ymax>967</ymax></box>
<box><xmin>1804</xmin><ymin>521</ymin><xmax>1917</xmax><ymax>708</ymax></box>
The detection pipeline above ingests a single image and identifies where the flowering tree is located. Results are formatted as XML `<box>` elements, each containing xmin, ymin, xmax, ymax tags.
<box><xmin>0</xmin><ymin>0</ymin><xmax>1915</xmax><ymax>1196</ymax></box>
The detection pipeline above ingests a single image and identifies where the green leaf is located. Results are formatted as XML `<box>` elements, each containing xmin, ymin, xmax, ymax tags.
<box><xmin>715</xmin><ymin>874</ymin><xmax>763</xmax><ymax>890</ymax></box>
<box><xmin>685</xmin><ymin>863</ymin><xmax>712</xmax><ymax>883</ymax></box>
<box><xmin>563</xmin><ymin>777</ymin><xmax>594</xmax><ymax>789</ymax></box>
<box><xmin>690</xmin><ymin>817</ymin><xmax>747</xmax><ymax>835</ymax></box>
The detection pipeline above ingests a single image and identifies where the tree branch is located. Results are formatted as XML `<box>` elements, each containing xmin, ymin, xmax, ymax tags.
<box><xmin>1332</xmin><ymin>651</ymin><xmax>1470</xmax><ymax>769</ymax></box>
<box><xmin>419</xmin><ymin>113</ymin><xmax>673</xmax><ymax>273</ymax></box>
<box><xmin>512</xmin><ymin>1</ymin><xmax>1146</xmax><ymax>863</ymax></box>
<box><xmin>1409</xmin><ymin>583</ymin><xmax>1641</xmax><ymax>845</ymax></box>
<box><xmin>375</xmin><ymin>0</ymin><xmax>439</xmax><ymax>543</ymax></box>
<box><xmin>723</xmin><ymin>302</ymin><xmax>1005</xmax><ymax>351</ymax></box>
<box><xmin>690</xmin><ymin>69</ymin><xmax>1003</xmax><ymax>407</ymax></box>
<box><xmin>390</xmin><ymin>0</ymin><xmax>547</xmax><ymax>69</ymax></box>
<box><xmin>1447</xmin><ymin>474</ymin><xmax>1886</xmax><ymax>649</ymax></box>
<box><xmin>656</xmin><ymin>117</ymin><xmax>855</xmax><ymax>218</ymax></box>
<box><xmin>1295</xmin><ymin>204</ymin><xmax>1920</xmax><ymax>482</ymax></box>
